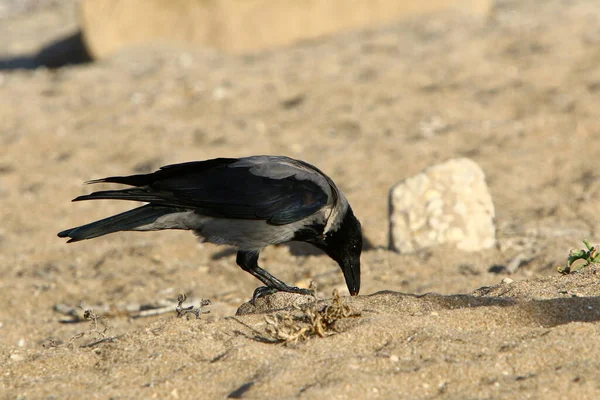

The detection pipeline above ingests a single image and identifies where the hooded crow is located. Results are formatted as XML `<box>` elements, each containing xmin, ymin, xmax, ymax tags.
<box><xmin>58</xmin><ymin>156</ymin><xmax>362</xmax><ymax>298</ymax></box>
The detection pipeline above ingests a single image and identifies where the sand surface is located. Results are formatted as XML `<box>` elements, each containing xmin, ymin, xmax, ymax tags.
<box><xmin>1</xmin><ymin>0</ymin><xmax>600</xmax><ymax>398</ymax></box>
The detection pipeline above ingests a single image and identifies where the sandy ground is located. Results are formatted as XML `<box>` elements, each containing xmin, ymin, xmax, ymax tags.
<box><xmin>1</xmin><ymin>0</ymin><xmax>600</xmax><ymax>398</ymax></box>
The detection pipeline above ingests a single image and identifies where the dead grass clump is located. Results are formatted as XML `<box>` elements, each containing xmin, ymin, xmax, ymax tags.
<box><xmin>264</xmin><ymin>289</ymin><xmax>359</xmax><ymax>345</ymax></box>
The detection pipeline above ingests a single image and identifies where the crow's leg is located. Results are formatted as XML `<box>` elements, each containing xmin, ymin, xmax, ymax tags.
<box><xmin>236</xmin><ymin>250</ymin><xmax>313</xmax><ymax>301</ymax></box>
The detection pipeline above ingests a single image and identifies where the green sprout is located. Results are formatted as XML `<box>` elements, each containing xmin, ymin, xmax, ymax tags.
<box><xmin>559</xmin><ymin>239</ymin><xmax>600</xmax><ymax>274</ymax></box>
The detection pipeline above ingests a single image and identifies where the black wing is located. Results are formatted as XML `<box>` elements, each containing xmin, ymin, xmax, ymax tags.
<box><xmin>74</xmin><ymin>158</ymin><xmax>329</xmax><ymax>225</ymax></box>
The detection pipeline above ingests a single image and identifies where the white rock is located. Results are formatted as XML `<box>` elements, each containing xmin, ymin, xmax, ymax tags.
<box><xmin>389</xmin><ymin>158</ymin><xmax>496</xmax><ymax>253</ymax></box>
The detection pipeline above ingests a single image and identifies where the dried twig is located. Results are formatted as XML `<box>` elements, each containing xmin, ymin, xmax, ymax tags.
<box><xmin>55</xmin><ymin>295</ymin><xmax>212</xmax><ymax>322</ymax></box>
<box><xmin>69</xmin><ymin>304</ymin><xmax>115</xmax><ymax>348</ymax></box>
<box><xmin>176</xmin><ymin>293</ymin><xmax>211</xmax><ymax>319</ymax></box>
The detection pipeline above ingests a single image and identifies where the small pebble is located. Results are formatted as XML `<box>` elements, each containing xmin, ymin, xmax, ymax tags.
<box><xmin>501</xmin><ymin>277</ymin><xmax>514</xmax><ymax>284</ymax></box>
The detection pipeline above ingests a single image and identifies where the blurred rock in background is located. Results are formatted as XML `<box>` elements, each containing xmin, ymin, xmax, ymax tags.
<box><xmin>80</xmin><ymin>0</ymin><xmax>492</xmax><ymax>59</ymax></box>
<box><xmin>1</xmin><ymin>0</ymin><xmax>491</xmax><ymax>68</ymax></box>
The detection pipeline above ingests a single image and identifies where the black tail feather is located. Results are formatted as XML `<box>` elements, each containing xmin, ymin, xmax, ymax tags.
<box><xmin>84</xmin><ymin>158</ymin><xmax>238</xmax><ymax>187</ymax></box>
<box><xmin>85</xmin><ymin>173</ymin><xmax>155</xmax><ymax>187</ymax></box>
<box><xmin>58</xmin><ymin>204</ymin><xmax>176</xmax><ymax>243</ymax></box>
<box><xmin>72</xmin><ymin>187</ymin><xmax>163</xmax><ymax>203</ymax></box>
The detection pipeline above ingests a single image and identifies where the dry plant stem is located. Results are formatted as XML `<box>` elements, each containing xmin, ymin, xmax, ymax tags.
<box><xmin>69</xmin><ymin>304</ymin><xmax>114</xmax><ymax>348</ymax></box>
<box><xmin>55</xmin><ymin>296</ymin><xmax>212</xmax><ymax>322</ymax></box>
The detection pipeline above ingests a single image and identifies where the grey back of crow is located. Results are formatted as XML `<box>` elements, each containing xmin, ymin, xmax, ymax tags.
<box><xmin>58</xmin><ymin>155</ymin><xmax>362</xmax><ymax>298</ymax></box>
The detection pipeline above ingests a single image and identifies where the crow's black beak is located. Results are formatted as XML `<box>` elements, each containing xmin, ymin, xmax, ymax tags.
<box><xmin>341</xmin><ymin>259</ymin><xmax>360</xmax><ymax>296</ymax></box>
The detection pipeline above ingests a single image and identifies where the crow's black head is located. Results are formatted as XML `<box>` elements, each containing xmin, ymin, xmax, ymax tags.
<box><xmin>315</xmin><ymin>206</ymin><xmax>362</xmax><ymax>296</ymax></box>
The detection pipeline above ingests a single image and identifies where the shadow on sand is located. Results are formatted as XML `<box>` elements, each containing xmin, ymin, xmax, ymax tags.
<box><xmin>0</xmin><ymin>31</ymin><xmax>91</xmax><ymax>70</ymax></box>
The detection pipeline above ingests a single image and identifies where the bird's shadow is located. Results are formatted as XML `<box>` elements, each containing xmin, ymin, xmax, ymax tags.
<box><xmin>0</xmin><ymin>30</ymin><xmax>91</xmax><ymax>70</ymax></box>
